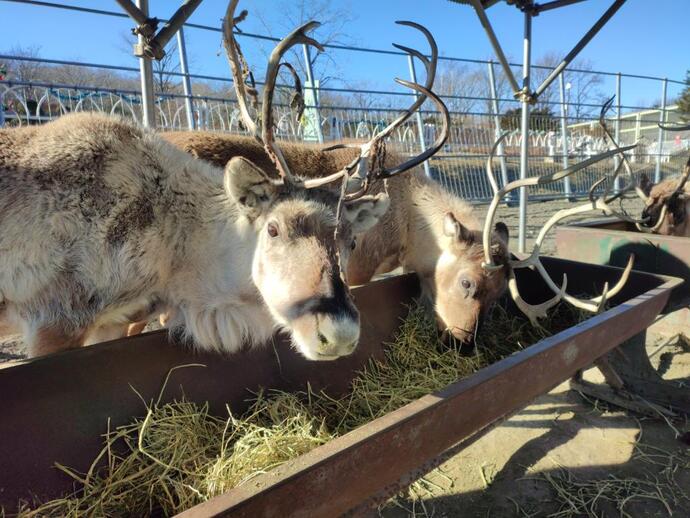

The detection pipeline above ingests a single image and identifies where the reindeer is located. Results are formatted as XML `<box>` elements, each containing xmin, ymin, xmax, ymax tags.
<box><xmin>595</xmin><ymin>115</ymin><xmax>690</xmax><ymax>237</ymax></box>
<box><xmin>0</xmin><ymin>2</ymin><xmax>449</xmax><ymax>359</ymax></box>
<box><xmin>637</xmin><ymin>151</ymin><xmax>690</xmax><ymax>237</ymax></box>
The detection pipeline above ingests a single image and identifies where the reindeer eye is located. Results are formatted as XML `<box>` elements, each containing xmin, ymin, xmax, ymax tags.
<box><xmin>461</xmin><ymin>279</ymin><xmax>472</xmax><ymax>290</ymax></box>
<box><xmin>267</xmin><ymin>222</ymin><xmax>279</xmax><ymax>238</ymax></box>
<box><xmin>350</xmin><ymin>237</ymin><xmax>357</xmax><ymax>250</ymax></box>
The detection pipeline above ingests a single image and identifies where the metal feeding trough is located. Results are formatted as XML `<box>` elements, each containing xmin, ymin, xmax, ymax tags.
<box><xmin>0</xmin><ymin>257</ymin><xmax>681</xmax><ymax>516</ymax></box>
<box><xmin>555</xmin><ymin>218</ymin><xmax>690</xmax><ymax>417</ymax></box>
<box><xmin>555</xmin><ymin>217</ymin><xmax>690</xmax><ymax>308</ymax></box>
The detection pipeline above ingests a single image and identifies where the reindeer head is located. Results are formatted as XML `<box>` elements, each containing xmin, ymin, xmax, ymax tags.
<box><xmin>638</xmin><ymin>159</ymin><xmax>690</xmax><ymax>236</ymax></box>
<box><xmin>223</xmin><ymin>1</ymin><xmax>448</xmax><ymax>360</ymax></box>
<box><xmin>428</xmin><ymin>214</ymin><xmax>510</xmax><ymax>344</ymax></box>
<box><xmin>224</xmin><ymin>157</ymin><xmax>388</xmax><ymax>359</ymax></box>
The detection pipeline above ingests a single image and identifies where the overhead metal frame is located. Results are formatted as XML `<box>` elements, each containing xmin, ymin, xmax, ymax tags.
<box><xmin>115</xmin><ymin>0</ymin><xmax>203</xmax><ymax>128</ymax></box>
<box><xmin>465</xmin><ymin>0</ymin><xmax>628</xmax><ymax>252</ymax></box>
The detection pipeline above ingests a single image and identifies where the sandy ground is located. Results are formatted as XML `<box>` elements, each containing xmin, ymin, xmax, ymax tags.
<box><xmin>4</xmin><ymin>198</ymin><xmax>688</xmax><ymax>517</ymax></box>
<box><xmin>382</xmin><ymin>320</ymin><xmax>690</xmax><ymax>517</ymax></box>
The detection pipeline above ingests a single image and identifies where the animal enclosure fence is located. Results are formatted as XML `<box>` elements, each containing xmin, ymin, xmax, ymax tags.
<box><xmin>1</xmin><ymin>0</ymin><xmax>688</xmax><ymax>203</ymax></box>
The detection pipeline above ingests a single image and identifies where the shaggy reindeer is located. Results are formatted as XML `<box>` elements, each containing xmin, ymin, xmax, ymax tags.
<box><xmin>0</xmin><ymin>4</ymin><xmax>449</xmax><ymax>359</ymax></box>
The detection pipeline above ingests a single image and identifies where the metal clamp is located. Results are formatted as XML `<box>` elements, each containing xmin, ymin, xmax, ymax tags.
<box><xmin>514</xmin><ymin>87</ymin><xmax>537</xmax><ymax>105</ymax></box>
<box><xmin>116</xmin><ymin>0</ymin><xmax>203</xmax><ymax>61</ymax></box>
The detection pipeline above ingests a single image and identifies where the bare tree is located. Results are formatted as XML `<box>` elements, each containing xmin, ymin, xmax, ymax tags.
<box><xmin>562</xmin><ymin>59</ymin><xmax>605</xmax><ymax>121</ymax></box>
<box><xmin>253</xmin><ymin>0</ymin><xmax>357</xmax><ymax>87</ymax></box>
<box><xmin>530</xmin><ymin>53</ymin><xmax>604</xmax><ymax>121</ymax></box>
<box><xmin>434</xmin><ymin>62</ymin><xmax>487</xmax><ymax>118</ymax></box>
<box><xmin>3</xmin><ymin>45</ymin><xmax>45</xmax><ymax>84</ymax></box>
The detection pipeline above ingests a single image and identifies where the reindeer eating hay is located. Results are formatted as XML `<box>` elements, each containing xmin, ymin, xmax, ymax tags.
<box><xmin>0</xmin><ymin>2</ymin><xmax>449</xmax><ymax>359</ymax></box>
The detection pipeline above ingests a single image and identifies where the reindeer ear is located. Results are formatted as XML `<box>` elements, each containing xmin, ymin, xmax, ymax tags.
<box><xmin>494</xmin><ymin>222</ymin><xmax>509</xmax><ymax>245</ymax></box>
<box><xmin>343</xmin><ymin>192</ymin><xmax>390</xmax><ymax>234</ymax></box>
<box><xmin>224</xmin><ymin>157</ymin><xmax>277</xmax><ymax>219</ymax></box>
<box><xmin>443</xmin><ymin>212</ymin><xmax>473</xmax><ymax>243</ymax></box>
<box><xmin>639</xmin><ymin>173</ymin><xmax>653</xmax><ymax>197</ymax></box>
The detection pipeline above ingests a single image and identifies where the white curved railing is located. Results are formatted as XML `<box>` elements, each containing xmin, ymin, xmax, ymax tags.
<box><xmin>1</xmin><ymin>82</ymin><xmax>685</xmax><ymax>201</ymax></box>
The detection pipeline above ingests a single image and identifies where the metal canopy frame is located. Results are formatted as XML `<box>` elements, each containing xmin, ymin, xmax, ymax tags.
<box><xmin>115</xmin><ymin>0</ymin><xmax>203</xmax><ymax>128</ymax></box>
<box><xmin>466</xmin><ymin>0</ymin><xmax>627</xmax><ymax>252</ymax></box>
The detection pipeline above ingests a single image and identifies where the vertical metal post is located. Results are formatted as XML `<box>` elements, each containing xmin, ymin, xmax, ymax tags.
<box><xmin>408</xmin><ymin>54</ymin><xmax>431</xmax><ymax>178</ymax></box>
<box><xmin>558</xmin><ymin>73</ymin><xmax>572</xmax><ymax>199</ymax></box>
<box><xmin>176</xmin><ymin>24</ymin><xmax>195</xmax><ymax>130</ymax></box>
<box><xmin>488</xmin><ymin>61</ymin><xmax>509</xmax><ymax>191</ymax></box>
<box><xmin>614</xmin><ymin>73</ymin><xmax>621</xmax><ymax>191</ymax></box>
<box><xmin>655</xmin><ymin>78</ymin><xmax>668</xmax><ymax>183</ymax></box>
<box><xmin>302</xmin><ymin>43</ymin><xmax>324</xmax><ymax>143</ymax></box>
<box><xmin>518</xmin><ymin>11</ymin><xmax>532</xmax><ymax>253</ymax></box>
<box><xmin>136</xmin><ymin>0</ymin><xmax>155</xmax><ymax>127</ymax></box>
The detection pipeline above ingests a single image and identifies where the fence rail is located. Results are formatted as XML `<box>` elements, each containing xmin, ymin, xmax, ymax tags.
<box><xmin>1</xmin><ymin>0</ymin><xmax>689</xmax><ymax>203</ymax></box>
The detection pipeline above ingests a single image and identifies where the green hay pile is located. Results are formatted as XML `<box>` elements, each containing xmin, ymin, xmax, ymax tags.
<box><xmin>15</xmin><ymin>301</ymin><xmax>586</xmax><ymax>517</ymax></box>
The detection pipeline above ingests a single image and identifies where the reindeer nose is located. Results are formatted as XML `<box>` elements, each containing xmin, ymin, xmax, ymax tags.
<box><xmin>316</xmin><ymin>315</ymin><xmax>360</xmax><ymax>357</ymax></box>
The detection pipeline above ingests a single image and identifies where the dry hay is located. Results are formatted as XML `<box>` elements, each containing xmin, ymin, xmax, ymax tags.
<box><xmin>531</xmin><ymin>441</ymin><xmax>690</xmax><ymax>518</ymax></box>
<box><xmin>13</xmin><ymin>301</ymin><xmax>586</xmax><ymax>517</ymax></box>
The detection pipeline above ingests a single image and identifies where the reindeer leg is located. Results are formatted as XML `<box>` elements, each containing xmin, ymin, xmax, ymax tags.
<box><xmin>127</xmin><ymin>321</ymin><xmax>148</xmax><ymax>336</ymax></box>
<box><xmin>83</xmin><ymin>323</ymin><xmax>131</xmax><ymax>346</ymax></box>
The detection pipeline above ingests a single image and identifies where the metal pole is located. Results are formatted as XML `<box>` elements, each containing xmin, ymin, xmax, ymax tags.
<box><xmin>533</xmin><ymin>0</ymin><xmax>627</xmax><ymax>98</ymax></box>
<box><xmin>114</xmin><ymin>0</ymin><xmax>148</xmax><ymax>26</ymax></box>
<box><xmin>655</xmin><ymin>78</ymin><xmax>668</xmax><ymax>183</ymax></box>
<box><xmin>136</xmin><ymin>0</ymin><xmax>155</xmax><ymax>127</ymax></box>
<box><xmin>468</xmin><ymin>0</ymin><xmax>520</xmax><ymax>95</ymax></box>
<box><xmin>487</xmin><ymin>61</ymin><xmax>509</xmax><ymax>191</ymax></box>
<box><xmin>614</xmin><ymin>72</ymin><xmax>622</xmax><ymax>192</ymax></box>
<box><xmin>152</xmin><ymin>0</ymin><xmax>203</xmax><ymax>57</ymax></box>
<box><xmin>518</xmin><ymin>11</ymin><xmax>532</xmax><ymax>254</ymax></box>
<box><xmin>558</xmin><ymin>74</ymin><xmax>572</xmax><ymax>199</ymax></box>
<box><xmin>176</xmin><ymin>25</ymin><xmax>195</xmax><ymax>130</ymax></box>
<box><xmin>302</xmin><ymin>43</ymin><xmax>324</xmax><ymax>143</ymax></box>
<box><xmin>407</xmin><ymin>54</ymin><xmax>431</xmax><ymax>178</ymax></box>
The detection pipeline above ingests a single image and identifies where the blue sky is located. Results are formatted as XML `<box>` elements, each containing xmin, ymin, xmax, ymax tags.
<box><xmin>1</xmin><ymin>0</ymin><xmax>688</xmax><ymax>108</ymax></box>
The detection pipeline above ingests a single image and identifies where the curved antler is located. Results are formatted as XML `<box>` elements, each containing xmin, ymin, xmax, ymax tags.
<box><xmin>482</xmin><ymin>130</ymin><xmax>637</xmax><ymax>322</ymax></box>
<box><xmin>310</xmin><ymin>21</ymin><xmax>449</xmax><ymax>199</ymax></box>
<box><xmin>223</xmin><ymin>6</ymin><xmax>447</xmax><ymax>195</ymax></box>
<box><xmin>223</xmin><ymin>1</ymin><xmax>322</xmax><ymax>185</ymax></box>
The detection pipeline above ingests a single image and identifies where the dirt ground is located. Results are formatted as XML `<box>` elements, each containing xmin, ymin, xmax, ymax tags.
<box><xmin>3</xmin><ymin>198</ymin><xmax>688</xmax><ymax>517</ymax></box>
<box><xmin>382</xmin><ymin>319</ymin><xmax>690</xmax><ymax>517</ymax></box>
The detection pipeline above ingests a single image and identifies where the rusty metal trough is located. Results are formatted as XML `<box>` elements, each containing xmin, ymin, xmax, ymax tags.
<box><xmin>0</xmin><ymin>257</ymin><xmax>681</xmax><ymax>516</ymax></box>
<box><xmin>554</xmin><ymin>218</ymin><xmax>690</xmax><ymax>417</ymax></box>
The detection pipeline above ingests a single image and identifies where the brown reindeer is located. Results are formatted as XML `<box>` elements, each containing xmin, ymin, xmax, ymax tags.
<box><xmin>0</xmin><ymin>2</ymin><xmax>450</xmax><ymax>358</ymax></box>
<box><xmin>637</xmin><ymin>157</ymin><xmax>690</xmax><ymax>236</ymax></box>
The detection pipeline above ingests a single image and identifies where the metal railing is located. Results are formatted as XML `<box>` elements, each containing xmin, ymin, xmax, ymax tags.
<box><xmin>1</xmin><ymin>0</ymin><xmax>689</xmax><ymax>204</ymax></box>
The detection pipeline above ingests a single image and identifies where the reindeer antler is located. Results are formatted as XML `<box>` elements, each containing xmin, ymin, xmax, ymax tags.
<box><xmin>223</xmin><ymin>0</ymin><xmax>323</xmax><ymax>184</ymax></box>
<box><xmin>312</xmin><ymin>21</ymin><xmax>450</xmax><ymax>199</ymax></box>
<box><xmin>223</xmin><ymin>3</ymin><xmax>449</xmax><ymax>195</ymax></box>
<box><xmin>482</xmin><ymin>134</ymin><xmax>637</xmax><ymax>325</ymax></box>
